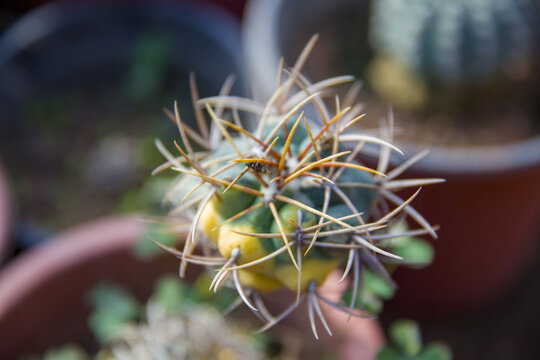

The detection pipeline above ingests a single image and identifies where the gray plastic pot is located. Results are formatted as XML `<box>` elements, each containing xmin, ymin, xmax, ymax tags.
<box><xmin>243</xmin><ymin>0</ymin><xmax>540</xmax><ymax>315</ymax></box>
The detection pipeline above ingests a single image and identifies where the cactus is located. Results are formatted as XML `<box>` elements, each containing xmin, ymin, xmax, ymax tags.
<box><xmin>368</xmin><ymin>0</ymin><xmax>539</xmax><ymax>110</ymax></box>
<box><xmin>152</xmin><ymin>35</ymin><xmax>443</xmax><ymax>337</ymax></box>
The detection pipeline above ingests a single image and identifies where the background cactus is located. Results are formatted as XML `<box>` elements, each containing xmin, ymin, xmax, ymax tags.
<box><xmin>153</xmin><ymin>36</ymin><xmax>442</xmax><ymax>337</ymax></box>
<box><xmin>368</xmin><ymin>0</ymin><xmax>540</xmax><ymax>111</ymax></box>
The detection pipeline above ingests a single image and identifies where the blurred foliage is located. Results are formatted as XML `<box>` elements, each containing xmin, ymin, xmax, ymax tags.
<box><xmin>378</xmin><ymin>320</ymin><xmax>452</xmax><ymax>360</ymax></box>
<box><xmin>342</xmin><ymin>269</ymin><xmax>395</xmax><ymax>315</ymax></box>
<box><xmin>21</xmin><ymin>344</ymin><xmax>89</xmax><ymax>360</ymax></box>
<box><xmin>87</xmin><ymin>284</ymin><xmax>141</xmax><ymax>344</ymax></box>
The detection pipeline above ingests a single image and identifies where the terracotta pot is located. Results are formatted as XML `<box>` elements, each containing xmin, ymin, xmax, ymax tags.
<box><xmin>243</xmin><ymin>0</ymin><xmax>540</xmax><ymax>316</ymax></box>
<box><xmin>0</xmin><ymin>215</ymin><xmax>383</xmax><ymax>359</ymax></box>
<box><xmin>385</xmin><ymin>142</ymin><xmax>540</xmax><ymax>317</ymax></box>
<box><xmin>0</xmin><ymin>216</ymin><xmax>178</xmax><ymax>358</ymax></box>
<box><xmin>0</xmin><ymin>159</ymin><xmax>13</xmax><ymax>264</ymax></box>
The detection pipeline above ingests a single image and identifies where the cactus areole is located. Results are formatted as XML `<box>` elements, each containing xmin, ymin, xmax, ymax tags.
<box><xmin>152</xmin><ymin>36</ymin><xmax>442</xmax><ymax>335</ymax></box>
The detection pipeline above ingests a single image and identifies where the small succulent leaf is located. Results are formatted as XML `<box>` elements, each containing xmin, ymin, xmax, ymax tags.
<box><xmin>88</xmin><ymin>284</ymin><xmax>140</xmax><ymax>317</ymax></box>
<box><xmin>93</xmin><ymin>349</ymin><xmax>115</xmax><ymax>360</ymax></box>
<box><xmin>417</xmin><ymin>343</ymin><xmax>453</xmax><ymax>360</ymax></box>
<box><xmin>88</xmin><ymin>311</ymin><xmax>131</xmax><ymax>344</ymax></box>
<box><xmin>341</xmin><ymin>269</ymin><xmax>394</xmax><ymax>314</ymax></box>
<box><xmin>341</xmin><ymin>286</ymin><xmax>383</xmax><ymax>315</ymax></box>
<box><xmin>88</xmin><ymin>284</ymin><xmax>140</xmax><ymax>344</ymax></box>
<box><xmin>150</xmin><ymin>276</ymin><xmax>187</xmax><ymax>314</ymax></box>
<box><xmin>377</xmin><ymin>345</ymin><xmax>407</xmax><ymax>360</ymax></box>
<box><xmin>43</xmin><ymin>344</ymin><xmax>89</xmax><ymax>360</ymax></box>
<box><xmin>361</xmin><ymin>292</ymin><xmax>384</xmax><ymax>315</ymax></box>
<box><xmin>390</xmin><ymin>319</ymin><xmax>422</xmax><ymax>357</ymax></box>
<box><xmin>391</xmin><ymin>237</ymin><xmax>434</xmax><ymax>267</ymax></box>
<box><xmin>365</xmin><ymin>269</ymin><xmax>395</xmax><ymax>300</ymax></box>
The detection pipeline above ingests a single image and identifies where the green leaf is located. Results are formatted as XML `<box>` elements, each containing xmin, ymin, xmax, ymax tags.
<box><xmin>88</xmin><ymin>284</ymin><xmax>140</xmax><ymax>344</ymax></box>
<box><xmin>377</xmin><ymin>346</ymin><xmax>406</xmax><ymax>360</ymax></box>
<box><xmin>361</xmin><ymin>292</ymin><xmax>384</xmax><ymax>315</ymax></box>
<box><xmin>417</xmin><ymin>343</ymin><xmax>453</xmax><ymax>360</ymax></box>
<box><xmin>392</xmin><ymin>237</ymin><xmax>434</xmax><ymax>268</ymax></box>
<box><xmin>43</xmin><ymin>344</ymin><xmax>89</xmax><ymax>360</ymax></box>
<box><xmin>341</xmin><ymin>287</ymin><xmax>384</xmax><ymax>315</ymax></box>
<box><xmin>340</xmin><ymin>269</ymin><xmax>395</xmax><ymax>315</ymax></box>
<box><xmin>382</xmin><ymin>220</ymin><xmax>434</xmax><ymax>268</ymax></box>
<box><xmin>150</xmin><ymin>276</ymin><xmax>187</xmax><ymax>314</ymax></box>
<box><xmin>390</xmin><ymin>319</ymin><xmax>422</xmax><ymax>357</ymax></box>
<box><xmin>364</xmin><ymin>269</ymin><xmax>395</xmax><ymax>300</ymax></box>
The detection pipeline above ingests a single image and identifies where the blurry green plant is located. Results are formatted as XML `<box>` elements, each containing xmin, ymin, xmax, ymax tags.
<box><xmin>151</xmin><ymin>35</ymin><xmax>443</xmax><ymax>337</ymax></box>
<box><xmin>368</xmin><ymin>0</ymin><xmax>540</xmax><ymax>111</ymax></box>
<box><xmin>378</xmin><ymin>320</ymin><xmax>452</xmax><ymax>360</ymax></box>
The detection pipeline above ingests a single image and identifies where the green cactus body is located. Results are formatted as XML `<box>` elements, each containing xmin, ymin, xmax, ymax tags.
<box><xmin>197</xmin><ymin>115</ymin><xmax>377</xmax><ymax>292</ymax></box>
<box><xmin>369</xmin><ymin>0</ymin><xmax>539</xmax><ymax>109</ymax></box>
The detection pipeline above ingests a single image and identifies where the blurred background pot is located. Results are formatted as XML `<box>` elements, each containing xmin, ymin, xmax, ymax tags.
<box><xmin>0</xmin><ymin>0</ymin><xmax>247</xmax><ymax>250</ymax></box>
<box><xmin>0</xmin><ymin>215</ymin><xmax>383</xmax><ymax>359</ymax></box>
<box><xmin>244</xmin><ymin>0</ymin><xmax>540</xmax><ymax>316</ymax></box>
<box><xmin>0</xmin><ymin>216</ymin><xmax>178</xmax><ymax>358</ymax></box>
<box><xmin>0</xmin><ymin>159</ymin><xmax>13</xmax><ymax>264</ymax></box>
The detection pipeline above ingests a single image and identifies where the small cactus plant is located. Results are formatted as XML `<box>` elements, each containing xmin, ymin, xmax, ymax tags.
<box><xmin>368</xmin><ymin>0</ymin><xmax>540</xmax><ymax>110</ymax></box>
<box><xmin>92</xmin><ymin>279</ymin><xmax>266</xmax><ymax>360</ymax></box>
<box><xmin>152</xmin><ymin>35</ymin><xmax>443</xmax><ymax>337</ymax></box>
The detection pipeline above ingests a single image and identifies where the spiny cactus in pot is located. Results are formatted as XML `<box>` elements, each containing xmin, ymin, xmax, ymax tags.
<box><xmin>152</xmin><ymin>35</ymin><xmax>443</xmax><ymax>338</ymax></box>
<box><xmin>368</xmin><ymin>0</ymin><xmax>540</xmax><ymax>112</ymax></box>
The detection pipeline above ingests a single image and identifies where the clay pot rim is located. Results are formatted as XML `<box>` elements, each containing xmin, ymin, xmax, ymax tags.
<box><xmin>0</xmin><ymin>159</ymin><xmax>12</xmax><ymax>263</ymax></box>
<box><xmin>0</xmin><ymin>215</ymin><xmax>148</xmax><ymax>320</ymax></box>
<box><xmin>243</xmin><ymin>0</ymin><xmax>540</xmax><ymax>177</ymax></box>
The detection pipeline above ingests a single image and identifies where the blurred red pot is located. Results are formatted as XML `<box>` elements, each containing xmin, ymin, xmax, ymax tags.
<box><xmin>0</xmin><ymin>216</ymin><xmax>178</xmax><ymax>358</ymax></box>
<box><xmin>387</xmin><ymin>141</ymin><xmax>540</xmax><ymax>317</ymax></box>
